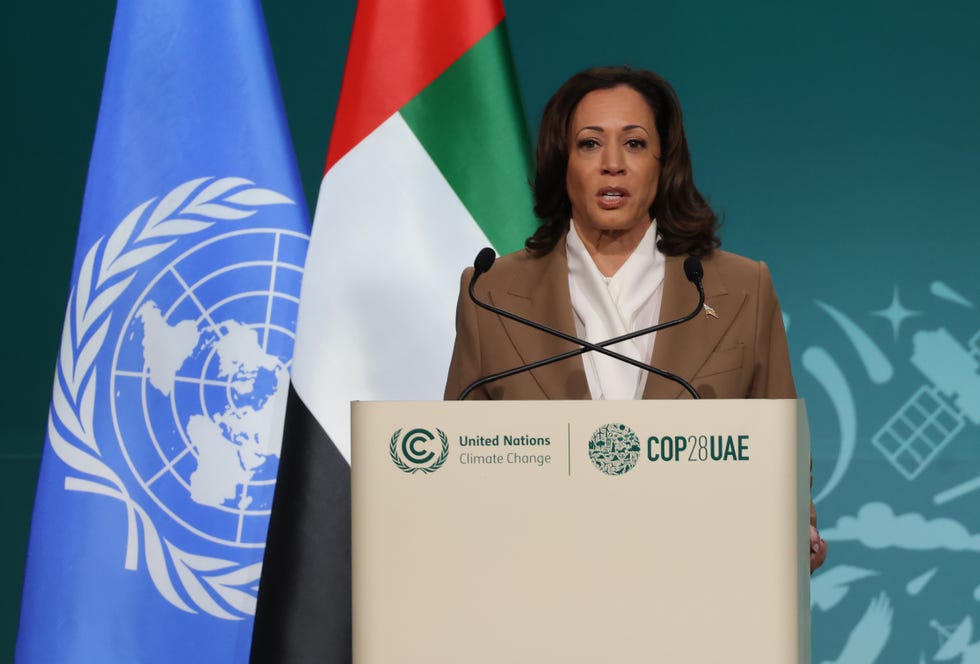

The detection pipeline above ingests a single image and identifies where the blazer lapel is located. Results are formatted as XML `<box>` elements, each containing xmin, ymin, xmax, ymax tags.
<box><xmin>488</xmin><ymin>241</ymin><xmax>590</xmax><ymax>399</ymax></box>
<box><xmin>644</xmin><ymin>254</ymin><xmax>746</xmax><ymax>399</ymax></box>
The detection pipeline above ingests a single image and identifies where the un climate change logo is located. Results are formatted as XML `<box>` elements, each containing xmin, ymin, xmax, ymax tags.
<box><xmin>390</xmin><ymin>428</ymin><xmax>449</xmax><ymax>474</ymax></box>
<box><xmin>588</xmin><ymin>423</ymin><xmax>641</xmax><ymax>475</ymax></box>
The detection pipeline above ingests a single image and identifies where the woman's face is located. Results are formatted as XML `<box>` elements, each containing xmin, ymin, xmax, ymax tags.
<box><xmin>565</xmin><ymin>85</ymin><xmax>661</xmax><ymax>236</ymax></box>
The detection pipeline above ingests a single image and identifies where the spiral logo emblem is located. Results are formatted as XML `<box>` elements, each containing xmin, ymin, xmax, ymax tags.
<box><xmin>588</xmin><ymin>423</ymin><xmax>641</xmax><ymax>475</ymax></box>
<box><xmin>390</xmin><ymin>427</ymin><xmax>449</xmax><ymax>474</ymax></box>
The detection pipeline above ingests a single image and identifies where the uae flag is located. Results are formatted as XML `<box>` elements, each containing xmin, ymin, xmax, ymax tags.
<box><xmin>250</xmin><ymin>1</ymin><xmax>537</xmax><ymax>661</ymax></box>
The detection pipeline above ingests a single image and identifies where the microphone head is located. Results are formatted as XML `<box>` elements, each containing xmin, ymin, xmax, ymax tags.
<box><xmin>474</xmin><ymin>247</ymin><xmax>496</xmax><ymax>275</ymax></box>
<box><xmin>683</xmin><ymin>256</ymin><xmax>704</xmax><ymax>285</ymax></box>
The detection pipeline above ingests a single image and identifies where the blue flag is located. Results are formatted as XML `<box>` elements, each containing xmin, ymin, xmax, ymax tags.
<box><xmin>17</xmin><ymin>2</ymin><xmax>309</xmax><ymax>662</ymax></box>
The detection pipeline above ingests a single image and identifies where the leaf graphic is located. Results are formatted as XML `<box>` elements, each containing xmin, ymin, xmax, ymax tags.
<box><xmin>101</xmin><ymin>199</ymin><xmax>151</xmax><ymax>285</ymax></box>
<box><xmin>207</xmin><ymin>562</ymin><xmax>262</xmax><ymax>587</ymax></box>
<box><xmin>168</xmin><ymin>542</ymin><xmax>238</xmax><ymax>619</ymax></box>
<box><xmin>57</xmin><ymin>302</ymin><xmax>76</xmax><ymax>394</ymax></box>
<box><xmin>75</xmin><ymin>239</ymin><xmax>100</xmax><ymax>336</ymax></box>
<box><xmin>174</xmin><ymin>549</ymin><xmax>236</xmax><ymax>572</ymax></box>
<box><xmin>82</xmin><ymin>273</ymin><xmax>135</xmax><ymax>331</ymax></box>
<box><xmin>64</xmin><ymin>478</ymin><xmax>125</xmax><ymax>503</ymax></box>
<box><xmin>48</xmin><ymin>418</ymin><xmax>117</xmax><ymax>486</ymax></box>
<box><xmin>204</xmin><ymin>563</ymin><xmax>262</xmax><ymax>616</ymax></box>
<box><xmin>185</xmin><ymin>203</ymin><xmax>256</xmax><ymax>220</ymax></box>
<box><xmin>73</xmin><ymin>315</ymin><xmax>110</xmax><ymax>395</ymax></box>
<box><xmin>187</xmin><ymin>177</ymin><xmax>253</xmax><ymax>208</ymax></box>
<box><xmin>51</xmin><ymin>381</ymin><xmax>86</xmax><ymax>445</ymax></box>
<box><xmin>78</xmin><ymin>373</ymin><xmax>98</xmax><ymax>452</ymax></box>
<box><xmin>138</xmin><ymin>218</ymin><xmax>213</xmax><ymax>240</ymax></box>
<box><xmin>139</xmin><ymin>518</ymin><xmax>195</xmax><ymax>613</ymax></box>
<box><xmin>144</xmin><ymin>177</ymin><xmax>211</xmax><ymax>233</ymax></box>
<box><xmin>225</xmin><ymin>188</ymin><xmax>294</xmax><ymax>206</ymax></box>
<box><xmin>109</xmin><ymin>241</ymin><xmax>176</xmax><ymax>277</ymax></box>
<box><xmin>207</xmin><ymin>583</ymin><xmax>257</xmax><ymax>616</ymax></box>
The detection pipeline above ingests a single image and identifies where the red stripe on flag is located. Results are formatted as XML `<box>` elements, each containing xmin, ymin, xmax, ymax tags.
<box><xmin>325</xmin><ymin>0</ymin><xmax>505</xmax><ymax>171</ymax></box>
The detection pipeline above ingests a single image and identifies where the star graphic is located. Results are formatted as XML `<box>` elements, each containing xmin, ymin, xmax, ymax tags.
<box><xmin>871</xmin><ymin>286</ymin><xmax>922</xmax><ymax>341</ymax></box>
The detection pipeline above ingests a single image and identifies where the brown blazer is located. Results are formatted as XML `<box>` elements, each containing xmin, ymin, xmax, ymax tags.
<box><xmin>444</xmin><ymin>236</ymin><xmax>796</xmax><ymax>401</ymax></box>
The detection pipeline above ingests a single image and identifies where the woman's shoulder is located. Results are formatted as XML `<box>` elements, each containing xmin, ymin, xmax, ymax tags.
<box><xmin>700</xmin><ymin>248</ymin><xmax>762</xmax><ymax>269</ymax></box>
<box><xmin>464</xmin><ymin>246</ymin><xmax>557</xmax><ymax>292</ymax></box>
<box><xmin>697</xmin><ymin>248</ymin><xmax>774</xmax><ymax>290</ymax></box>
<box><xmin>700</xmin><ymin>248</ymin><xmax>771</xmax><ymax>273</ymax></box>
<box><xmin>493</xmin><ymin>246</ymin><xmax>541</xmax><ymax>273</ymax></box>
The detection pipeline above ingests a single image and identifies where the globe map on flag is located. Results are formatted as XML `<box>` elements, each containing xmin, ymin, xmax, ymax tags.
<box><xmin>110</xmin><ymin>230</ymin><xmax>306</xmax><ymax>548</ymax></box>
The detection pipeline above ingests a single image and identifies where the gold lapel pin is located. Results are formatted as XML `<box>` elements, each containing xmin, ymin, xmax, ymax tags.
<box><xmin>703</xmin><ymin>303</ymin><xmax>719</xmax><ymax>319</ymax></box>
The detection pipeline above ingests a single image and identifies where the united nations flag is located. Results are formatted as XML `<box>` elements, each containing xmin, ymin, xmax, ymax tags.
<box><xmin>16</xmin><ymin>3</ymin><xmax>309</xmax><ymax>663</ymax></box>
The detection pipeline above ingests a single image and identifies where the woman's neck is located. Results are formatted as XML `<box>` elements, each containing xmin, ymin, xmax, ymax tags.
<box><xmin>571</xmin><ymin>218</ymin><xmax>652</xmax><ymax>277</ymax></box>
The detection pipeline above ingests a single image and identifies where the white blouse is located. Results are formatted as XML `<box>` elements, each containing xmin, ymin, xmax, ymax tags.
<box><xmin>566</xmin><ymin>220</ymin><xmax>665</xmax><ymax>400</ymax></box>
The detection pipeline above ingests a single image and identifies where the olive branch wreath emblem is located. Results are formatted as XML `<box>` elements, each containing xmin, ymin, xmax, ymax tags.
<box><xmin>47</xmin><ymin>176</ymin><xmax>301</xmax><ymax>619</ymax></box>
<box><xmin>389</xmin><ymin>428</ymin><xmax>450</xmax><ymax>474</ymax></box>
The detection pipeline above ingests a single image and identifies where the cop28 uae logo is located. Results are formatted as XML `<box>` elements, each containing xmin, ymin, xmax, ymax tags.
<box><xmin>588</xmin><ymin>423</ymin><xmax>641</xmax><ymax>475</ymax></box>
<box><xmin>390</xmin><ymin>428</ymin><xmax>449</xmax><ymax>474</ymax></box>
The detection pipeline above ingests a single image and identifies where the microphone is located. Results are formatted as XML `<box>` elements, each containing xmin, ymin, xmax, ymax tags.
<box><xmin>457</xmin><ymin>249</ymin><xmax>705</xmax><ymax>400</ymax></box>
<box><xmin>683</xmin><ymin>255</ymin><xmax>703</xmax><ymax>287</ymax></box>
<box><xmin>474</xmin><ymin>247</ymin><xmax>496</xmax><ymax>275</ymax></box>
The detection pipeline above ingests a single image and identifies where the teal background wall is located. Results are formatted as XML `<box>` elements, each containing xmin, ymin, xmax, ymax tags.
<box><xmin>4</xmin><ymin>1</ymin><xmax>978</xmax><ymax>661</ymax></box>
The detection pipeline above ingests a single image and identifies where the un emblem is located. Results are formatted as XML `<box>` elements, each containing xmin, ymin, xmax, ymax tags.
<box><xmin>588</xmin><ymin>423</ymin><xmax>641</xmax><ymax>475</ymax></box>
<box><xmin>47</xmin><ymin>176</ymin><xmax>307</xmax><ymax>619</ymax></box>
<box><xmin>390</xmin><ymin>428</ymin><xmax>449</xmax><ymax>474</ymax></box>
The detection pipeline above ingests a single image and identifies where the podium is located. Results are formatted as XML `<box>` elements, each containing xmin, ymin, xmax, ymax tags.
<box><xmin>351</xmin><ymin>400</ymin><xmax>811</xmax><ymax>663</ymax></box>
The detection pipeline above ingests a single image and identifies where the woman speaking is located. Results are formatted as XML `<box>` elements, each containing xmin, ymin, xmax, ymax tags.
<box><xmin>444</xmin><ymin>66</ymin><xmax>826</xmax><ymax>572</ymax></box>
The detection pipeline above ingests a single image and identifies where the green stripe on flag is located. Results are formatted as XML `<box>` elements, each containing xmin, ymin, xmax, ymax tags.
<box><xmin>401</xmin><ymin>23</ymin><xmax>537</xmax><ymax>255</ymax></box>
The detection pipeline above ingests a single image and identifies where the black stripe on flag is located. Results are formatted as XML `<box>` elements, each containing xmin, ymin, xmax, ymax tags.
<box><xmin>251</xmin><ymin>383</ymin><xmax>351</xmax><ymax>663</ymax></box>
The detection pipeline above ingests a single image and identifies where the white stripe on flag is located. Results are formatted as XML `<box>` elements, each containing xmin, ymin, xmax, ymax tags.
<box><xmin>292</xmin><ymin>112</ymin><xmax>492</xmax><ymax>459</ymax></box>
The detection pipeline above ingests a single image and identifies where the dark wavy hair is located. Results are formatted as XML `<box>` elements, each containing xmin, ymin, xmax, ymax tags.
<box><xmin>528</xmin><ymin>66</ymin><xmax>720</xmax><ymax>257</ymax></box>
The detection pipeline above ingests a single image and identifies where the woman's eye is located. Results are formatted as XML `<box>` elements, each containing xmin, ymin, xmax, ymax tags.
<box><xmin>625</xmin><ymin>138</ymin><xmax>647</xmax><ymax>150</ymax></box>
<box><xmin>577</xmin><ymin>138</ymin><xmax>600</xmax><ymax>150</ymax></box>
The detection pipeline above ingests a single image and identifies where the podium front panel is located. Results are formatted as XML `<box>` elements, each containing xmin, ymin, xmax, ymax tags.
<box><xmin>352</xmin><ymin>399</ymin><xmax>810</xmax><ymax>663</ymax></box>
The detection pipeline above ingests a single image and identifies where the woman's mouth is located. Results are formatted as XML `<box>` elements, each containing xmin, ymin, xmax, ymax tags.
<box><xmin>597</xmin><ymin>187</ymin><xmax>628</xmax><ymax>209</ymax></box>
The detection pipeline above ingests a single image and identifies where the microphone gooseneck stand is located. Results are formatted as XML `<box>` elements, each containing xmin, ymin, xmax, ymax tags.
<box><xmin>457</xmin><ymin>249</ymin><xmax>705</xmax><ymax>400</ymax></box>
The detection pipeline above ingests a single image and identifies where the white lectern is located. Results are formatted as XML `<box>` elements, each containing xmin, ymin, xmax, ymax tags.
<box><xmin>352</xmin><ymin>399</ymin><xmax>810</xmax><ymax>663</ymax></box>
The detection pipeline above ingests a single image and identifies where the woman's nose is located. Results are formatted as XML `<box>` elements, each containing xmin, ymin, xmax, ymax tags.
<box><xmin>600</xmin><ymin>146</ymin><xmax>625</xmax><ymax>174</ymax></box>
